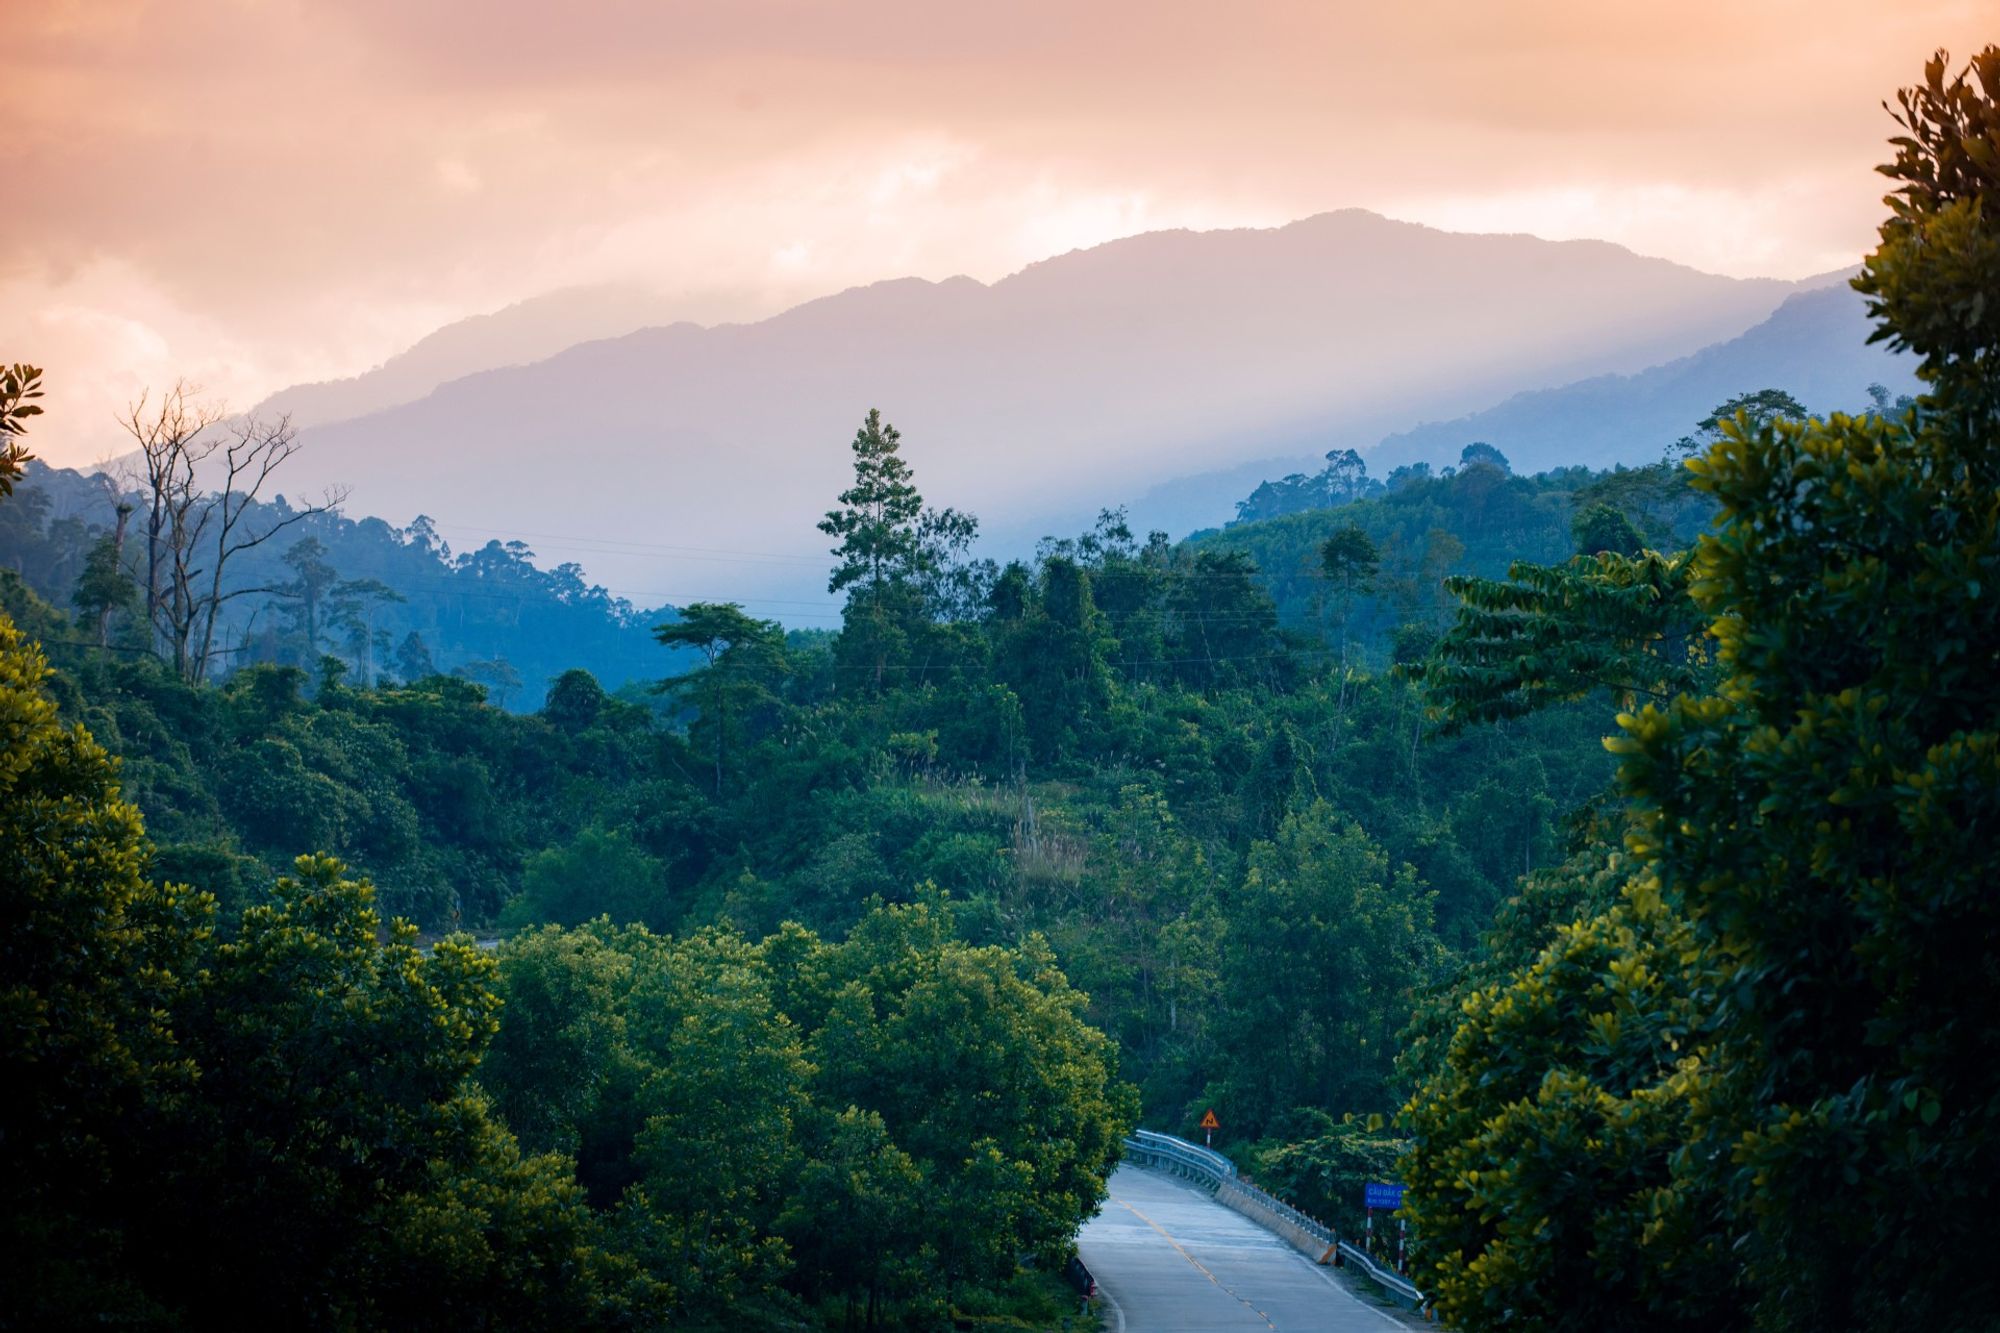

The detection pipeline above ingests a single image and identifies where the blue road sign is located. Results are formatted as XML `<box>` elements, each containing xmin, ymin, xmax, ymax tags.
<box><xmin>1364</xmin><ymin>1182</ymin><xmax>1405</xmax><ymax>1210</ymax></box>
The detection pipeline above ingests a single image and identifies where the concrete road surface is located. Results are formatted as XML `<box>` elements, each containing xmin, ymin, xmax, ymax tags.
<box><xmin>1077</xmin><ymin>1166</ymin><xmax>1408</xmax><ymax>1332</ymax></box>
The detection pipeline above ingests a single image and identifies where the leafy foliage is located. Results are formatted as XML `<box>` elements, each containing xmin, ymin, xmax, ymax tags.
<box><xmin>1414</xmin><ymin>550</ymin><xmax>1710</xmax><ymax>732</ymax></box>
<box><xmin>478</xmin><ymin>900</ymin><xmax>1135</xmax><ymax>1326</ymax></box>
<box><xmin>1402</xmin><ymin>45</ymin><xmax>2000</xmax><ymax>1332</ymax></box>
<box><xmin>0</xmin><ymin>363</ymin><xmax>43</xmax><ymax>496</ymax></box>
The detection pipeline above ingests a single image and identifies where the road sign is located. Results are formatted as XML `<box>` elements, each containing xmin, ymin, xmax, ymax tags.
<box><xmin>1364</xmin><ymin>1182</ymin><xmax>1404</xmax><ymax>1210</ymax></box>
<box><xmin>1199</xmin><ymin>1110</ymin><xmax>1220</xmax><ymax>1130</ymax></box>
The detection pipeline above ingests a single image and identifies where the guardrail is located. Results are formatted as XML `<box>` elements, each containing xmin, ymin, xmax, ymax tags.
<box><xmin>1333</xmin><ymin>1238</ymin><xmax>1425</xmax><ymax>1310</ymax></box>
<box><xmin>1120</xmin><ymin>1129</ymin><xmax>1428</xmax><ymax>1313</ymax></box>
<box><xmin>1124</xmin><ymin>1129</ymin><xmax>1238</xmax><ymax>1182</ymax></box>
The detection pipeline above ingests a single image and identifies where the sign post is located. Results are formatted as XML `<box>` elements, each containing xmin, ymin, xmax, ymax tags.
<box><xmin>1363</xmin><ymin>1182</ymin><xmax>1404</xmax><ymax>1260</ymax></box>
<box><xmin>1199</xmin><ymin>1109</ymin><xmax>1220</xmax><ymax>1147</ymax></box>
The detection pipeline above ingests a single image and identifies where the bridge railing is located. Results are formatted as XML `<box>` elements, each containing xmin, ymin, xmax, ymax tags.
<box><xmin>1121</xmin><ymin>1129</ymin><xmax>1427</xmax><ymax>1312</ymax></box>
<box><xmin>1125</xmin><ymin>1129</ymin><xmax>1238</xmax><ymax>1182</ymax></box>
<box><xmin>1333</xmin><ymin>1238</ymin><xmax>1425</xmax><ymax>1310</ymax></box>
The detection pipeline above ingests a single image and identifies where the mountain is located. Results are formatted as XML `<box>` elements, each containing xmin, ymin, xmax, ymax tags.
<box><xmin>265</xmin><ymin>210</ymin><xmax>1822</xmax><ymax>612</ymax></box>
<box><xmin>1363</xmin><ymin>282</ymin><xmax>1919</xmax><ymax>477</ymax></box>
<box><xmin>251</xmin><ymin>283</ymin><xmax>761</xmax><ymax>429</ymax></box>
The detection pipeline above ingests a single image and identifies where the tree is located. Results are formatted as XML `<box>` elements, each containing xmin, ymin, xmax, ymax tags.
<box><xmin>0</xmin><ymin>364</ymin><xmax>43</xmax><ymax>497</ymax></box>
<box><xmin>1165</xmin><ymin>548</ymin><xmax>1289</xmax><ymax>692</ymax></box>
<box><xmin>120</xmin><ymin>385</ymin><xmax>346</xmax><ymax>681</ymax></box>
<box><xmin>395</xmin><ymin>629</ymin><xmax>438</xmax><ymax>682</ymax></box>
<box><xmin>486</xmin><ymin>921</ymin><xmax>809</xmax><ymax>1323</ymax></box>
<box><xmin>1852</xmin><ymin>48</ymin><xmax>2000</xmax><ymax>421</ymax></box>
<box><xmin>818</xmin><ymin>409</ymin><xmax>980</xmax><ymax>687</ymax></box>
<box><xmin>153</xmin><ymin>855</ymin><xmax>641</xmax><ymax>1328</ymax></box>
<box><xmin>454</xmin><ymin>656</ymin><xmax>524</xmax><ymax>709</ymax></box>
<box><xmin>72</xmin><ymin>531</ymin><xmax>139</xmax><ymax>647</ymax></box>
<box><xmin>1218</xmin><ymin>800</ymin><xmax>1441</xmax><ymax>1134</ymax></box>
<box><xmin>1401</xmin><ymin>858</ymin><xmax>1740</xmax><ymax>1331</ymax></box>
<box><xmin>0</xmin><ymin>608</ymin><xmax>208</xmax><ymax>1321</ymax></box>
<box><xmin>780</xmin><ymin>1106</ymin><xmax>926</xmax><ymax>1328</ymax></box>
<box><xmin>1251</xmin><ymin>1109</ymin><xmax>1405</xmax><ymax>1243</ymax></box>
<box><xmin>479</xmin><ymin>923</ymin><xmax>634</xmax><ymax>1159</ymax></box>
<box><xmin>500</xmin><ymin>826</ymin><xmax>671</xmax><ymax>932</ymax></box>
<box><xmin>1404</xmin><ymin>46</ymin><xmax>2000</xmax><ymax>1330</ymax></box>
<box><xmin>330</xmin><ymin>576</ymin><xmax>403</xmax><ymax>685</ymax></box>
<box><xmin>1610</xmin><ymin>50</ymin><xmax>2000</xmax><ymax>1318</ymax></box>
<box><xmin>1324</xmin><ymin>447</ymin><xmax>1370</xmax><ymax>503</ymax></box>
<box><xmin>1668</xmin><ymin>388</ymin><xmax>1807</xmax><ymax>457</ymax></box>
<box><xmin>1569</xmin><ymin>501</ymin><xmax>1644</xmax><ymax>557</ymax></box>
<box><xmin>988</xmin><ymin>556</ymin><xmax>1114</xmax><ymax>761</ymax></box>
<box><xmin>654</xmin><ymin>602</ymin><xmax>787</xmax><ymax>794</ymax></box>
<box><xmin>279</xmin><ymin>535</ymin><xmax>340</xmax><ymax>656</ymax></box>
<box><xmin>808</xmin><ymin>898</ymin><xmax>1137</xmax><ymax>1309</ymax></box>
<box><xmin>1319</xmin><ymin>522</ymin><xmax>1379</xmax><ymax>665</ymax></box>
<box><xmin>543</xmin><ymin>667</ymin><xmax>609</xmax><ymax>733</ymax></box>
<box><xmin>1413</xmin><ymin>549</ymin><xmax>1709</xmax><ymax>733</ymax></box>
<box><xmin>1459</xmin><ymin>441</ymin><xmax>1511</xmax><ymax>473</ymax></box>
<box><xmin>821</xmin><ymin>409</ymin><xmax>925</xmax><ymax>599</ymax></box>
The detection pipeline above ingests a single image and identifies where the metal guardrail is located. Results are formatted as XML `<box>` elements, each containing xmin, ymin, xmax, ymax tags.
<box><xmin>1121</xmin><ymin>1130</ymin><xmax>1428</xmax><ymax>1313</ymax></box>
<box><xmin>1334</xmin><ymin>1238</ymin><xmax>1425</xmax><ymax>1309</ymax></box>
<box><xmin>1125</xmin><ymin>1129</ymin><xmax>1238</xmax><ymax>1181</ymax></box>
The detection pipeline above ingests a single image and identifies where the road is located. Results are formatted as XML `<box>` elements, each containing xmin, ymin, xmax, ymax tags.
<box><xmin>1077</xmin><ymin>1166</ymin><xmax>1408</xmax><ymax>1332</ymax></box>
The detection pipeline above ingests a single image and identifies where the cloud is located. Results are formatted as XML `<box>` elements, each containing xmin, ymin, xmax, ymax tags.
<box><xmin>1</xmin><ymin>0</ymin><xmax>1989</xmax><ymax>464</ymax></box>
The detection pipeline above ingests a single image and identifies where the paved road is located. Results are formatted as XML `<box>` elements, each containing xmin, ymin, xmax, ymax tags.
<box><xmin>1078</xmin><ymin>1166</ymin><xmax>1406</xmax><ymax>1332</ymax></box>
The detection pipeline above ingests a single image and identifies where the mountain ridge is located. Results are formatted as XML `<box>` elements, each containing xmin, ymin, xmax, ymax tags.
<box><xmin>258</xmin><ymin>210</ymin><xmax>1821</xmax><ymax>437</ymax></box>
<box><xmin>256</xmin><ymin>210</ymin><xmax>1833</xmax><ymax>610</ymax></box>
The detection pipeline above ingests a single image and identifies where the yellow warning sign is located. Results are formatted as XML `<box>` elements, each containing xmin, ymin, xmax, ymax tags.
<box><xmin>1199</xmin><ymin>1109</ymin><xmax>1220</xmax><ymax>1130</ymax></box>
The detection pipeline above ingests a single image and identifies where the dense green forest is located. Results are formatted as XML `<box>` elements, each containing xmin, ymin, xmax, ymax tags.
<box><xmin>0</xmin><ymin>455</ymin><xmax>685</xmax><ymax>706</ymax></box>
<box><xmin>1394</xmin><ymin>47</ymin><xmax>2000</xmax><ymax>1332</ymax></box>
<box><xmin>4</xmin><ymin>42</ymin><xmax>1996</xmax><ymax>1333</ymax></box>
<box><xmin>0</xmin><ymin>365</ymin><xmax>1625</xmax><ymax>1325</ymax></box>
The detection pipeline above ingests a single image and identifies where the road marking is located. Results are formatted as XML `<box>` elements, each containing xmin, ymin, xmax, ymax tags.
<box><xmin>1110</xmin><ymin>1187</ymin><xmax>1279</xmax><ymax>1330</ymax></box>
<box><xmin>1098</xmin><ymin>1282</ymin><xmax>1127</xmax><ymax>1333</ymax></box>
<box><xmin>1298</xmin><ymin>1250</ymin><xmax>1409</xmax><ymax>1328</ymax></box>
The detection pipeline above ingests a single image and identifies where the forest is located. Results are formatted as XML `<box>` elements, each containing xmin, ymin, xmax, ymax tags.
<box><xmin>4</xmin><ymin>41</ymin><xmax>1998</xmax><ymax>1333</ymax></box>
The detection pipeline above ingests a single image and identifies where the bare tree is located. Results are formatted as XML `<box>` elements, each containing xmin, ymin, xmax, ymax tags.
<box><xmin>121</xmin><ymin>381</ymin><xmax>224</xmax><ymax>657</ymax></box>
<box><xmin>119</xmin><ymin>383</ymin><xmax>348</xmax><ymax>682</ymax></box>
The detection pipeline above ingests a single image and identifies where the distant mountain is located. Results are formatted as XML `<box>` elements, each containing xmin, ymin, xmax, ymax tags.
<box><xmin>1364</xmin><ymin>282</ymin><xmax>1919</xmax><ymax>477</ymax></box>
<box><xmin>252</xmin><ymin>283</ymin><xmax>761</xmax><ymax>429</ymax></box>
<box><xmin>267</xmin><ymin>210</ymin><xmax>1825</xmax><ymax>613</ymax></box>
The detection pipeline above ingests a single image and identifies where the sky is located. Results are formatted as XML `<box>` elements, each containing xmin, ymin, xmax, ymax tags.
<box><xmin>5</xmin><ymin>0</ymin><xmax>1992</xmax><ymax>466</ymax></box>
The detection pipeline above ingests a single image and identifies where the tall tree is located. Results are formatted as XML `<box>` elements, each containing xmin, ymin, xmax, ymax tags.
<box><xmin>72</xmin><ymin>530</ymin><xmax>139</xmax><ymax>648</ymax></box>
<box><xmin>1220</xmin><ymin>800</ymin><xmax>1440</xmax><ymax>1132</ymax></box>
<box><xmin>654</xmin><ymin>601</ymin><xmax>787</xmax><ymax>794</ymax></box>
<box><xmin>1614</xmin><ymin>46</ymin><xmax>2000</xmax><ymax>1327</ymax></box>
<box><xmin>1404</xmin><ymin>46</ymin><xmax>2000</xmax><ymax>1331</ymax></box>
<box><xmin>0</xmin><ymin>608</ymin><xmax>207</xmax><ymax>1321</ymax></box>
<box><xmin>818</xmin><ymin>409</ymin><xmax>979</xmax><ymax>687</ymax></box>
<box><xmin>1854</xmin><ymin>48</ymin><xmax>2000</xmax><ymax>422</ymax></box>
<box><xmin>394</xmin><ymin>629</ymin><xmax>437</xmax><ymax>683</ymax></box>
<box><xmin>820</xmin><ymin>409</ymin><xmax>926</xmax><ymax>599</ymax></box>
<box><xmin>1319</xmin><ymin>522</ymin><xmax>1379</xmax><ymax>666</ymax></box>
<box><xmin>279</xmin><ymin>535</ymin><xmax>340</xmax><ymax>656</ymax></box>
<box><xmin>120</xmin><ymin>387</ymin><xmax>345</xmax><ymax>681</ymax></box>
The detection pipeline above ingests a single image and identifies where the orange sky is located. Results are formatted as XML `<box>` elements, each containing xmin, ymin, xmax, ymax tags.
<box><xmin>5</xmin><ymin>0</ymin><xmax>1993</xmax><ymax>465</ymax></box>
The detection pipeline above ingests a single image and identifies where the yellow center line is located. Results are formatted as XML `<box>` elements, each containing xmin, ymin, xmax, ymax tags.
<box><xmin>1110</xmin><ymin>1188</ymin><xmax>1280</xmax><ymax>1331</ymax></box>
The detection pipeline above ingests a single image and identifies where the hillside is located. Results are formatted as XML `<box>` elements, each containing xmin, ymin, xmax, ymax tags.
<box><xmin>256</xmin><ymin>210</ymin><xmax>1817</xmax><ymax>611</ymax></box>
<box><xmin>0</xmin><ymin>459</ymin><xmax>685</xmax><ymax>706</ymax></box>
<box><xmin>1366</xmin><ymin>282</ymin><xmax>1919</xmax><ymax>475</ymax></box>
